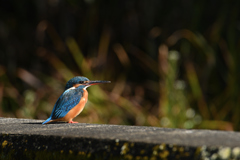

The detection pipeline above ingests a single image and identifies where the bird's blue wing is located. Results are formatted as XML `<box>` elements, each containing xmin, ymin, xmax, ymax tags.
<box><xmin>49</xmin><ymin>88</ymin><xmax>83</xmax><ymax>120</ymax></box>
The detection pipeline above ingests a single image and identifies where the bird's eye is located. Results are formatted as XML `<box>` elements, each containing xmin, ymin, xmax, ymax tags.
<box><xmin>79</xmin><ymin>81</ymin><xmax>84</xmax><ymax>84</ymax></box>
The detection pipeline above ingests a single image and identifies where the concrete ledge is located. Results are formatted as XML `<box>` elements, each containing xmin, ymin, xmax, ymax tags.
<box><xmin>1</xmin><ymin>118</ymin><xmax>240</xmax><ymax>160</ymax></box>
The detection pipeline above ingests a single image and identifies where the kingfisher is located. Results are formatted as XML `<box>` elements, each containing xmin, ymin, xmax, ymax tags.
<box><xmin>42</xmin><ymin>76</ymin><xmax>110</xmax><ymax>124</ymax></box>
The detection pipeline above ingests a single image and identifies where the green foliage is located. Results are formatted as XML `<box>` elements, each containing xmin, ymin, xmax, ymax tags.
<box><xmin>0</xmin><ymin>0</ymin><xmax>239</xmax><ymax>130</ymax></box>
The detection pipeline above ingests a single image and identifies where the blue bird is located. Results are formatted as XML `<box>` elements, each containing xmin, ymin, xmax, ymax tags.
<box><xmin>42</xmin><ymin>76</ymin><xmax>110</xmax><ymax>124</ymax></box>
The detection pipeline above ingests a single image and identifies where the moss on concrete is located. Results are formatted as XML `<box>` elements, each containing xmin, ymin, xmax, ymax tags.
<box><xmin>0</xmin><ymin>134</ymin><xmax>200</xmax><ymax>160</ymax></box>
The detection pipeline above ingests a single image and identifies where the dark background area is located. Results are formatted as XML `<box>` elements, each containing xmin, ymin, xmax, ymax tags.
<box><xmin>0</xmin><ymin>0</ymin><xmax>240</xmax><ymax>130</ymax></box>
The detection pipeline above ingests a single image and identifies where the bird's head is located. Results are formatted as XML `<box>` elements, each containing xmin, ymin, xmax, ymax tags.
<box><xmin>65</xmin><ymin>76</ymin><xmax>110</xmax><ymax>90</ymax></box>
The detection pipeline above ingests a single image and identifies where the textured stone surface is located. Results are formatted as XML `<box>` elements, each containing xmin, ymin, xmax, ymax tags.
<box><xmin>1</xmin><ymin>118</ymin><xmax>240</xmax><ymax>160</ymax></box>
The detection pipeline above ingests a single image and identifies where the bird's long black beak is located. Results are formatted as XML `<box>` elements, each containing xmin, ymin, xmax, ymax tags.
<box><xmin>86</xmin><ymin>80</ymin><xmax>111</xmax><ymax>86</ymax></box>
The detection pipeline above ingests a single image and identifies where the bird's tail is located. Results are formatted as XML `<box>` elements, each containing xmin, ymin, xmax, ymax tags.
<box><xmin>42</xmin><ymin>117</ymin><xmax>52</xmax><ymax>124</ymax></box>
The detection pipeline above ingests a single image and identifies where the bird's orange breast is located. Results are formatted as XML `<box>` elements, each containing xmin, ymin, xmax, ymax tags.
<box><xmin>61</xmin><ymin>88</ymin><xmax>88</xmax><ymax>122</ymax></box>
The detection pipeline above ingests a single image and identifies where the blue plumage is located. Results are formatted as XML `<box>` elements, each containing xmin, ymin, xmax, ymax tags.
<box><xmin>65</xmin><ymin>76</ymin><xmax>89</xmax><ymax>90</ymax></box>
<box><xmin>42</xmin><ymin>76</ymin><xmax>89</xmax><ymax>124</ymax></box>
<box><xmin>42</xmin><ymin>76</ymin><xmax>110</xmax><ymax>124</ymax></box>
<box><xmin>42</xmin><ymin>117</ymin><xmax>52</xmax><ymax>124</ymax></box>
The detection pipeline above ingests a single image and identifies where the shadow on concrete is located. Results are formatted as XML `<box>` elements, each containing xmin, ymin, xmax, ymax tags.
<box><xmin>23</xmin><ymin>122</ymin><xmax>67</xmax><ymax>124</ymax></box>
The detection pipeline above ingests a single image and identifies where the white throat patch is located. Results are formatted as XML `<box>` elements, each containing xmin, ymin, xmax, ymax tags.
<box><xmin>84</xmin><ymin>85</ymin><xmax>90</xmax><ymax>89</ymax></box>
<box><xmin>66</xmin><ymin>85</ymin><xmax>89</xmax><ymax>91</ymax></box>
<box><xmin>68</xmin><ymin>86</ymin><xmax>76</xmax><ymax>90</ymax></box>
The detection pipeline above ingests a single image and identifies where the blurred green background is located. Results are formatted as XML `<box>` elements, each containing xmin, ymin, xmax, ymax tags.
<box><xmin>0</xmin><ymin>0</ymin><xmax>239</xmax><ymax>130</ymax></box>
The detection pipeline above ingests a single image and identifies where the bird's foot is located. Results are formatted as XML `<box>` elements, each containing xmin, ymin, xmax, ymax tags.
<box><xmin>68</xmin><ymin>120</ymin><xmax>78</xmax><ymax>123</ymax></box>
